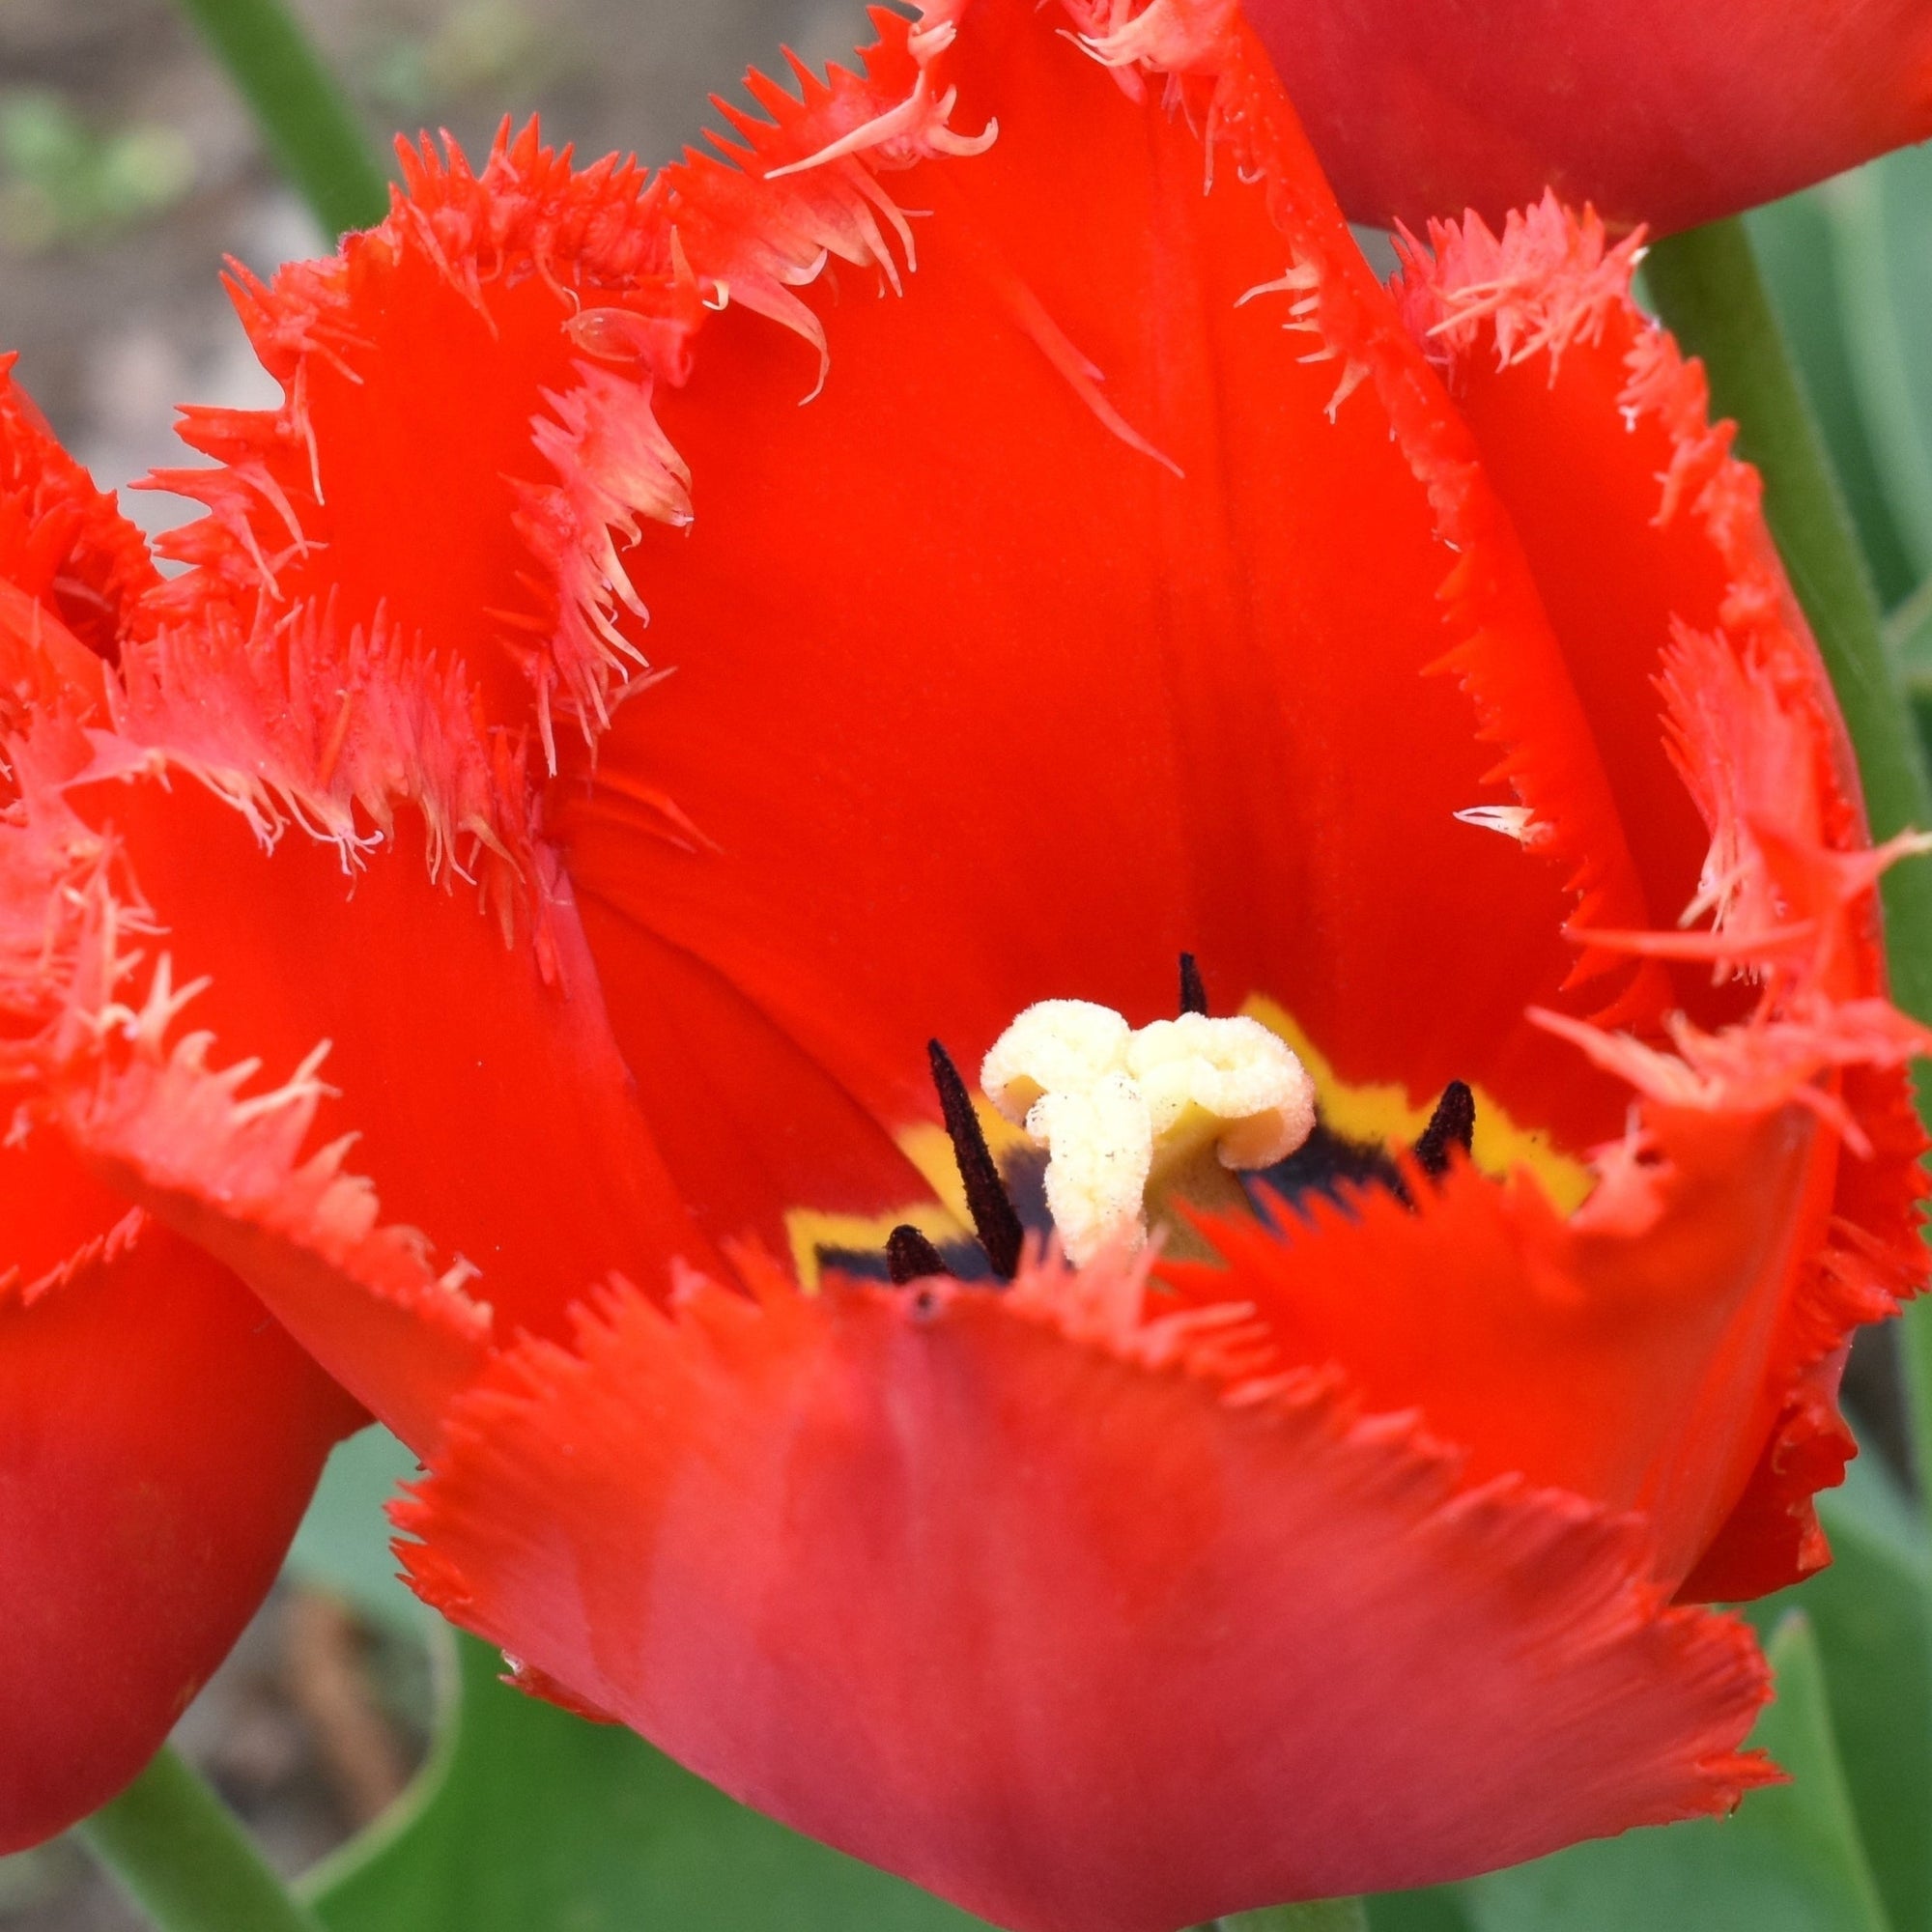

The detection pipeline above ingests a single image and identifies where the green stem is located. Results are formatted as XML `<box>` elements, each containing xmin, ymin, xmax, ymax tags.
<box><xmin>1644</xmin><ymin>218</ymin><xmax>1932</xmax><ymax>1506</ymax></box>
<box><xmin>171</xmin><ymin>0</ymin><xmax>388</xmax><ymax>236</ymax></box>
<box><xmin>75</xmin><ymin>1744</ymin><xmax>327</xmax><ymax>1932</ymax></box>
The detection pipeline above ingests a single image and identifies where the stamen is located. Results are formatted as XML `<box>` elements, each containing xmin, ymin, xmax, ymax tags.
<box><xmin>886</xmin><ymin>1223</ymin><xmax>948</xmax><ymax>1285</ymax></box>
<box><xmin>1412</xmin><ymin>1080</ymin><xmax>1476</xmax><ymax>1178</ymax></box>
<box><xmin>1179</xmin><ymin>952</ymin><xmax>1208</xmax><ymax>1016</ymax></box>
<box><xmin>1247</xmin><ymin>1118</ymin><xmax>1407</xmax><ymax>1219</ymax></box>
<box><xmin>927</xmin><ymin>1037</ymin><xmax>1027</xmax><ymax>1281</ymax></box>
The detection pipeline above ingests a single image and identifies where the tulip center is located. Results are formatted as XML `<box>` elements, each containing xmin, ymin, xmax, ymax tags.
<box><xmin>852</xmin><ymin>954</ymin><xmax>1517</xmax><ymax>1295</ymax></box>
<box><xmin>978</xmin><ymin>998</ymin><xmax>1317</xmax><ymax>1264</ymax></box>
<box><xmin>788</xmin><ymin>956</ymin><xmax>1593</xmax><ymax>1293</ymax></box>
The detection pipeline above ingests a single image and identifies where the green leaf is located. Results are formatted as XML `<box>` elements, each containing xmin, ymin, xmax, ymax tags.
<box><xmin>1366</xmin><ymin>1888</ymin><xmax>1472</xmax><ymax>1932</ymax></box>
<box><xmin>1824</xmin><ymin>146</ymin><xmax>1932</xmax><ymax>584</ymax></box>
<box><xmin>1745</xmin><ymin>185</ymin><xmax>1919</xmax><ymax>610</ymax></box>
<box><xmin>1458</xmin><ymin>1614</ymin><xmax>1891</xmax><ymax>1932</ymax></box>
<box><xmin>1754</xmin><ymin>1459</ymin><xmax>1932</xmax><ymax>1931</ymax></box>
<box><xmin>1890</xmin><ymin>574</ymin><xmax>1932</xmax><ymax>675</ymax></box>
<box><xmin>305</xmin><ymin>1632</ymin><xmax>987</xmax><ymax>1932</ymax></box>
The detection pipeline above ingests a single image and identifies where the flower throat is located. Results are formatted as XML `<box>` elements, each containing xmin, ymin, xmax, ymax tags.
<box><xmin>883</xmin><ymin>955</ymin><xmax>1479</xmax><ymax>1288</ymax></box>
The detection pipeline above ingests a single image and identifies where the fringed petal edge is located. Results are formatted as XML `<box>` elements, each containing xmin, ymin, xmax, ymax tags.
<box><xmin>1394</xmin><ymin>194</ymin><xmax>1932</xmax><ymax>1593</ymax></box>
<box><xmin>394</xmin><ymin>1242</ymin><xmax>1774</xmax><ymax>1932</ymax></box>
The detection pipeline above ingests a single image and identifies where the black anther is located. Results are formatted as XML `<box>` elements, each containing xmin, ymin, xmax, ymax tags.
<box><xmin>927</xmin><ymin>1037</ymin><xmax>1026</xmax><ymax>1282</ymax></box>
<box><xmin>1412</xmin><ymin>1080</ymin><xmax>1476</xmax><ymax>1178</ymax></box>
<box><xmin>886</xmin><ymin>1224</ymin><xmax>948</xmax><ymax>1285</ymax></box>
<box><xmin>1179</xmin><ymin>952</ymin><xmax>1208</xmax><ymax>1017</ymax></box>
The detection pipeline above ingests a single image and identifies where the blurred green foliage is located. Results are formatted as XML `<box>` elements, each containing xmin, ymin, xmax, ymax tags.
<box><xmin>361</xmin><ymin>0</ymin><xmax>553</xmax><ymax>121</ymax></box>
<box><xmin>0</xmin><ymin>91</ymin><xmax>193</xmax><ymax>251</ymax></box>
<box><xmin>1747</xmin><ymin>142</ymin><xmax>1932</xmax><ymax>759</ymax></box>
<box><xmin>1746</xmin><ymin>188</ymin><xmax>1919</xmax><ymax>608</ymax></box>
<box><xmin>285</xmin><ymin>1426</ymin><xmax>425</xmax><ymax>1636</ymax></box>
<box><xmin>1759</xmin><ymin>1457</ymin><xmax>1932</xmax><ymax>1928</ymax></box>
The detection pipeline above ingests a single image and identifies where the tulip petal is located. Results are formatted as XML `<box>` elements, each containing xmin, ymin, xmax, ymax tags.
<box><xmin>1679</xmin><ymin>1048</ymin><xmax>1928</xmax><ymax>1599</ymax></box>
<box><xmin>0</xmin><ymin>1129</ymin><xmax>359</xmax><ymax>1850</ymax></box>
<box><xmin>397</xmin><ymin>1249</ymin><xmax>1772</xmax><ymax>1932</ymax></box>
<box><xmin>67</xmin><ymin>0</ymin><xmax>1693</xmax><ymax>1303</ymax></box>
<box><xmin>0</xmin><ymin>361</ymin><xmax>361</xmax><ymax>1849</ymax></box>
<box><xmin>0</xmin><ymin>351</ymin><xmax>157</xmax><ymax>671</ymax></box>
<box><xmin>7</xmin><ymin>716</ymin><xmax>721</xmax><ymax>1447</ymax></box>
<box><xmin>0</xmin><ymin>329</ymin><xmax>720</xmax><ymax>1445</ymax></box>
<box><xmin>522</xmin><ymin>0</ymin><xmax>1677</xmax><ymax>1263</ymax></box>
<box><xmin>1243</xmin><ymin>0</ymin><xmax>1932</xmax><ymax>235</ymax></box>
<box><xmin>145</xmin><ymin>132</ymin><xmax>694</xmax><ymax>762</ymax></box>
<box><xmin>1392</xmin><ymin>198</ymin><xmax>1866</xmax><ymax>1015</ymax></box>
<box><xmin>1392</xmin><ymin>198</ymin><xmax>1931</xmax><ymax>1595</ymax></box>
<box><xmin>1167</xmin><ymin>1100</ymin><xmax>1834</xmax><ymax>1590</ymax></box>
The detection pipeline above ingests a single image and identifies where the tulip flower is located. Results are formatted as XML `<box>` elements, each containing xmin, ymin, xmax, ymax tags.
<box><xmin>1242</xmin><ymin>0</ymin><xmax>1932</xmax><ymax>234</ymax></box>
<box><xmin>0</xmin><ymin>361</ymin><xmax>362</xmax><ymax>1850</ymax></box>
<box><xmin>2</xmin><ymin>0</ymin><xmax>1927</xmax><ymax>1922</ymax></box>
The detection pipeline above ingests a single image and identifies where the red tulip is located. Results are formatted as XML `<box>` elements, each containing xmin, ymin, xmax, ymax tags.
<box><xmin>1</xmin><ymin>0</ymin><xmax>1926</xmax><ymax>1919</ymax></box>
<box><xmin>0</xmin><ymin>362</ymin><xmax>361</xmax><ymax>1851</ymax></box>
<box><xmin>1241</xmin><ymin>0</ymin><xmax>1932</xmax><ymax>233</ymax></box>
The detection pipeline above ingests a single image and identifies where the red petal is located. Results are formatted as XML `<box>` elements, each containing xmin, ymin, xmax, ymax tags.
<box><xmin>1168</xmin><ymin>1100</ymin><xmax>1837</xmax><ymax>1591</ymax></box>
<box><xmin>0</xmin><ymin>362</ymin><xmax>715</xmax><ymax>1447</ymax></box>
<box><xmin>1392</xmin><ymin>200</ymin><xmax>1867</xmax><ymax>1007</ymax></box>
<box><xmin>58</xmin><ymin>3</ymin><xmax>1690</xmax><ymax>1316</ymax></box>
<box><xmin>397</xmin><ymin>1253</ymin><xmax>1772</xmax><ymax>1932</ymax></box>
<box><xmin>0</xmin><ymin>354</ymin><xmax>157</xmax><ymax>670</ymax></box>
<box><xmin>0</xmin><ymin>128</ymin><xmax>752</xmax><ymax>1446</ymax></box>
<box><xmin>1391</xmin><ymin>199</ymin><xmax>1930</xmax><ymax>1594</ymax></box>
<box><xmin>0</xmin><ymin>1131</ymin><xmax>358</xmax><ymax>1850</ymax></box>
<box><xmin>10</xmin><ymin>725</ymin><xmax>717</xmax><ymax>1448</ymax></box>
<box><xmin>1681</xmin><ymin>1052</ymin><xmax>1929</xmax><ymax>1598</ymax></box>
<box><xmin>0</xmin><ymin>360</ymin><xmax>362</xmax><ymax>1847</ymax></box>
<box><xmin>145</xmin><ymin>137</ymin><xmax>686</xmax><ymax>758</ymax></box>
<box><xmin>0</xmin><ymin>364</ymin><xmax>128</xmax><ymax>745</ymax></box>
<box><xmin>538</xmin><ymin>0</ymin><xmax>1672</xmax><ymax>1261</ymax></box>
<box><xmin>1243</xmin><ymin>0</ymin><xmax>1932</xmax><ymax>234</ymax></box>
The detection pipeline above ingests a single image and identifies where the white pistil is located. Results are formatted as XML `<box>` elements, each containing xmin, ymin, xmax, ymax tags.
<box><xmin>980</xmin><ymin>999</ymin><xmax>1317</xmax><ymax>1265</ymax></box>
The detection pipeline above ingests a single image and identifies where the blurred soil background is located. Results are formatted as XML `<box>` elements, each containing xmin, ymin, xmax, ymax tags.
<box><xmin>0</xmin><ymin>1578</ymin><xmax>436</xmax><ymax>1930</ymax></box>
<box><xmin>0</xmin><ymin>0</ymin><xmax>855</xmax><ymax>524</ymax></box>
<box><xmin>0</xmin><ymin>2</ymin><xmax>843</xmax><ymax>1922</ymax></box>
